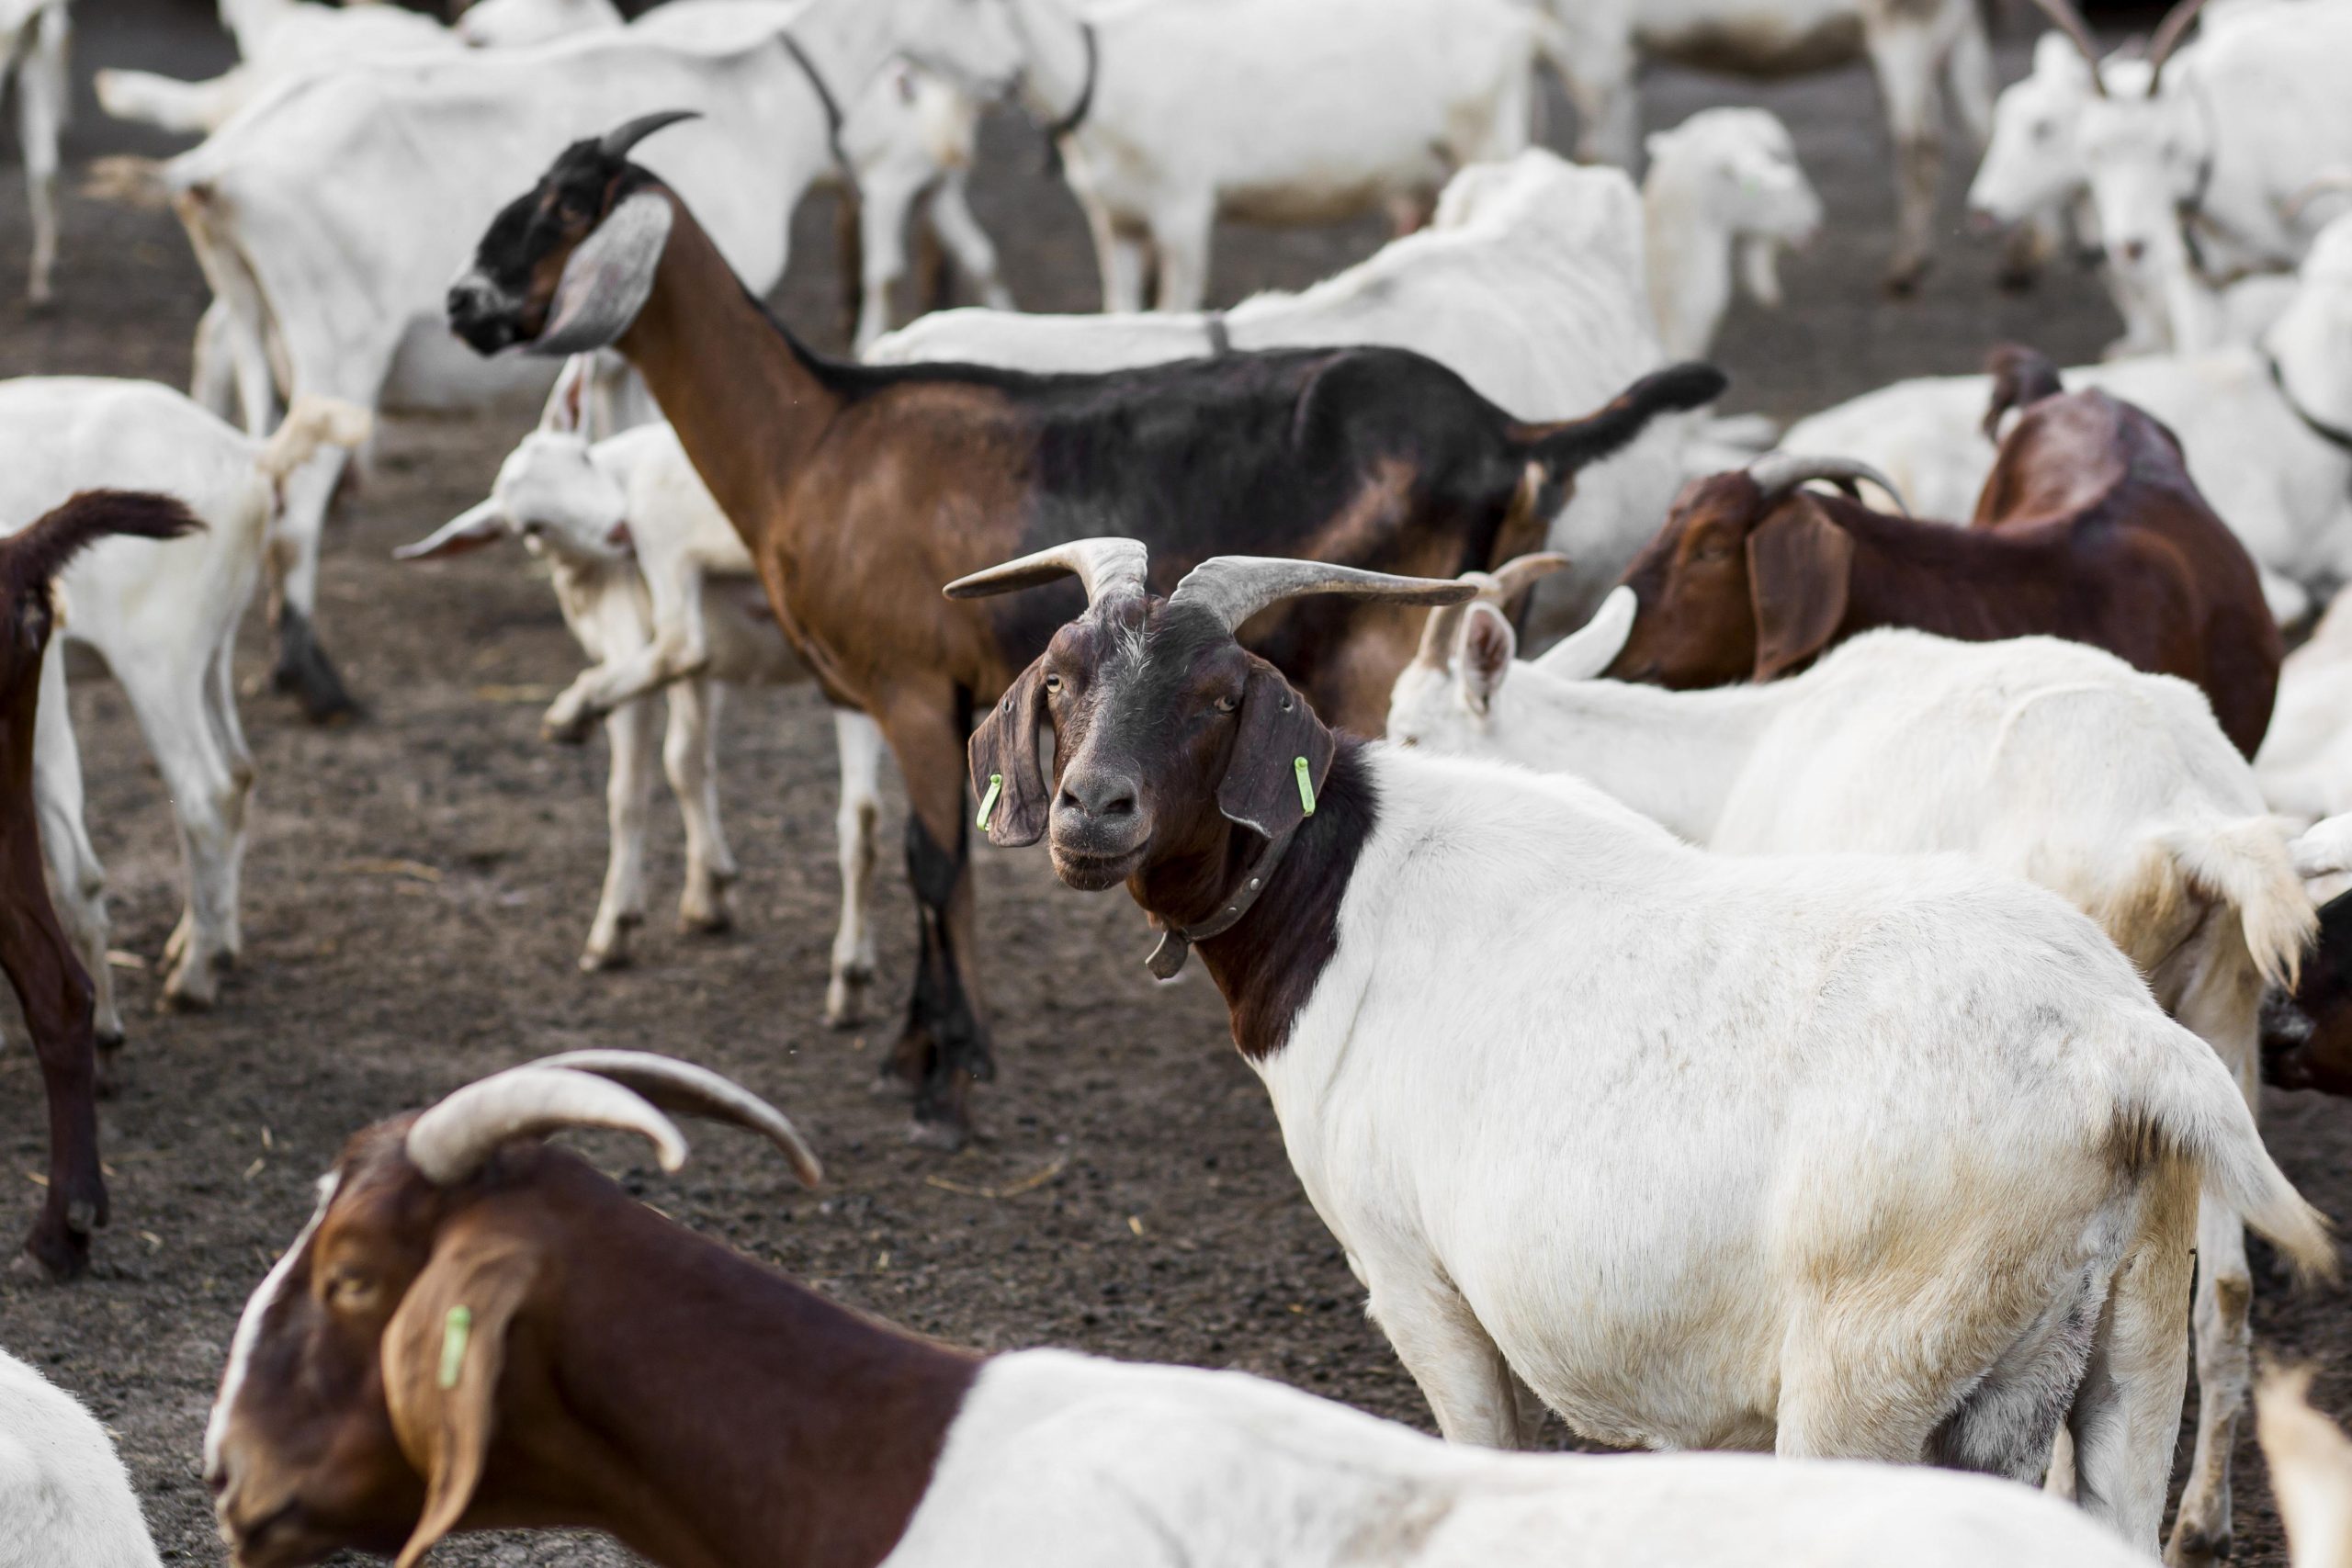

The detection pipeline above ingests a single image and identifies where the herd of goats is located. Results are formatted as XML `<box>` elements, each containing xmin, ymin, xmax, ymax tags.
<box><xmin>16</xmin><ymin>0</ymin><xmax>2352</xmax><ymax>1562</ymax></box>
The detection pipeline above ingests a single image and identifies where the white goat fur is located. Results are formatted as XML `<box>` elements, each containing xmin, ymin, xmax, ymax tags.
<box><xmin>402</xmin><ymin>386</ymin><xmax>885</xmax><ymax>1021</ymax></box>
<box><xmin>1641</xmin><ymin>107</ymin><xmax>1821</xmax><ymax>362</ymax></box>
<box><xmin>0</xmin><ymin>0</ymin><xmax>68</xmax><ymax>305</ymax></box>
<box><xmin>2257</xmin><ymin>592</ymin><xmax>2352</xmax><ymax>826</ymax></box>
<box><xmin>0</xmin><ymin>1348</ymin><xmax>160</xmax><ymax>1568</ymax></box>
<box><xmin>1536</xmin><ymin>0</ymin><xmax>1989</xmax><ymax>291</ymax></box>
<box><xmin>151</xmin><ymin>0</ymin><xmax>1023</xmax><ymax>703</ymax></box>
<box><xmin>1779</xmin><ymin>211</ymin><xmax>2352</xmax><ymax>626</ymax></box>
<box><xmin>456</xmin><ymin>0</ymin><xmax>623</xmax><ymax>48</ymax></box>
<box><xmin>1388</xmin><ymin>592</ymin><xmax>2313</xmax><ymax>1557</ymax></box>
<box><xmin>2255</xmin><ymin>1368</ymin><xmax>2352</xmax><ymax>1568</ymax></box>
<box><xmin>871</xmin><ymin>151</ymin><xmax>1683</xmax><ymax>629</ymax></box>
<box><xmin>996</xmin><ymin>0</ymin><xmax>1568</xmax><ymax>313</ymax></box>
<box><xmin>4</xmin><ymin>379</ymin><xmax>367</xmax><ymax>1026</ymax></box>
<box><xmin>887</xmin><ymin>1348</ymin><xmax>2154</xmax><ymax>1567</ymax></box>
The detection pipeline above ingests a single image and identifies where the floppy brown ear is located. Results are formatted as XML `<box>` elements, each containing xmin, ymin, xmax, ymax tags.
<box><xmin>380</xmin><ymin>1233</ymin><xmax>541</xmax><ymax>1568</ymax></box>
<box><xmin>1217</xmin><ymin>661</ymin><xmax>1336</xmax><ymax>839</ymax></box>
<box><xmin>1746</xmin><ymin>495</ymin><xmax>1854</xmax><ymax>682</ymax></box>
<box><xmin>968</xmin><ymin>662</ymin><xmax>1052</xmax><ymax>848</ymax></box>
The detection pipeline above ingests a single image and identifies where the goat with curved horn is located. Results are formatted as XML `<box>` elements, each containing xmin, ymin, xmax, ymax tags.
<box><xmin>407</xmin><ymin>1065</ymin><xmax>689</xmax><ymax>1185</ymax></box>
<box><xmin>533</xmin><ymin>1051</ymin><xmax>822</xmax><ymax>1187</ymax></box>
<box><xmin>2146</xmin><ymin>0</ymin><xmax>2212</xmax><ymax>89</ymax></box>
<box><xmin>2026</xmin><ymin>0</ymin><xmax>2108</xmax><ymax>96</ymax></box>
<box><xmin>1747</xmin><ymin>452</ymin><xmax>1912</xmax><ymax>516</ymax></box>
<box><xmin>944</xmin><ymin>537</ymin><xmax>1149</xmax><ymax>606</ymax></box>
<box><xmin>600</xmin><ymin>109</ymin><xmax>700</xmax><ymax>159</ymax></box>
<box><xmin>1167</xmin><ymin>556</ymin><xmax>1476</xmax><ymax>633</ymax></box>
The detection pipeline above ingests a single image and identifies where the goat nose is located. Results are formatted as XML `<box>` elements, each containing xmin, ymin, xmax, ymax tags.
<box><xmin>1057</xmin><ymin>771</ymin><xmax>1138</xmax><ymax>821</ymax></box>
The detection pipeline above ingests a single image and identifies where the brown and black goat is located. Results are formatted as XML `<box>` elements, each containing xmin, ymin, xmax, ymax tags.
<box><xmin>2</xmin><ymin>490</ymin><xmax>201</xmax><ymax>1276</ymax></box>
<box><xmin>440</xmin><ymin>111</ymin><xmax>1724</xmax><ymax>1145</ymax></box>
<box><xmin>1607</xmin><ymin>345</ymin><xmax>2282</xmax><ymax>757</ymax></box>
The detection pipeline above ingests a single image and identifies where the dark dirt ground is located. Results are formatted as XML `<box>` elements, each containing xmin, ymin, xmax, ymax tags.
<box><xmin>2</xmin><ymin>3</ymin><xmax>2344</xmax><ymax>1564</ymax></box>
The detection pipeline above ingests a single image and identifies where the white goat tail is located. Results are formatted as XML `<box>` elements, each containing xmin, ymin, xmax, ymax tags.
<box><xmin>2162</xmin><ymin>817</ymin><xmax>2317</xmax><ymax>989</ymax></box>
<box><xmin>257</xmin><ymin>397</ymin><xmax>373</xmax><ymax>483</ymax></box>
<box><xmin>93</xmin><ymin>69</ymin><xmax>237</xmax><ymax>137</ymax></box>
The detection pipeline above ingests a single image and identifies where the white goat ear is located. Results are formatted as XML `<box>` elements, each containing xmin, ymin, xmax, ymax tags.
<box><xmin>395</xmin><ymin>499</ymin><xmax>509</xmax><ymax>561</ymax></box>
<box><xmin>1737</xmin><ymin>234</ymin><xmax>1784</xmax><ymax>308</ymax></box>
<box><xmin>541</xmin><ymin>356</ymin><xmax>594</xmax><ymax>435</ymax></box>
<box><xmin>531</xmin><ymin>193</ymin><xmax>673</xmax><ymax>358</ymax></box>
<box><xmin>1457</xmin><ymin>603</ymin><xmax>1516</xmax><ymax>717</ymax></box>
<box><xmin>1533</xmin><ymin>586</ymin><xmax>1638</xmax><ymax>682</ymax></box>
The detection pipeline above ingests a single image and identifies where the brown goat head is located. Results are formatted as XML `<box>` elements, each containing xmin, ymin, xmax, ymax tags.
<box><xmin>205</xmin><ymin>1053</ymin><xmax>819</xmax><ymax>1568</ymax></box>
<box><xmin>951</xmin><ymin>542</ymin><xmax>1471</xmax><ymax>897</ymax></box>
<box><xmin>1608</xmin><ymin>455</ymin><xmax>1907</xmax><ymax>687</ymax></box>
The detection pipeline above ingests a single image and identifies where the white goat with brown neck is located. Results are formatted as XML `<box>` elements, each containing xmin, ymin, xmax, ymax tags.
<box><xmin>1387</xmin><ymin>549</ymin><xmax>2313</xmax><ymax>1562</ymax></box>
<box><xmin>949</xmin><ymin>536</ymin><xmax>2333</xmax><ymax>1562</ymax></box>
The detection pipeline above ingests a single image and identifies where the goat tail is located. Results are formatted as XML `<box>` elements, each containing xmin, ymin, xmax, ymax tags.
<box><xmin>2120</xmin><ymin>1012</ymin><xmax>2335</xmax><ymax>1281</ymax></box>
<box><xmin>2</xmin><ymin>491</ymin><xmax>204</xmax><ymax>592</ymax></box>
<box><xmin>1982</xmin><ymin>343</ymin><xmax>2064</xmax><ymax>440</ymax></box>
<box><xmin>91</xmin><ymin>69</ymin><xmax>234</xmax><ymax>136</ymax></box>
<box><xmin>2162</xmin><ymin>816</ymin><xmax>2317</xmax><ymax>990</ymax></box>
<box><xmin>257</xmin><ymin>397</ymin><xmax>373</xmax><ymax>485</ymax></box>
<box><xmin>1514</xmin><ymin>362</ymin><xmax>1728</xmax><ymax>485</ymax></box>
<box><xmin>2255</xmin><ymin>1365</ymin><xmax>2352</xmax><ymax>1568</ymax></box>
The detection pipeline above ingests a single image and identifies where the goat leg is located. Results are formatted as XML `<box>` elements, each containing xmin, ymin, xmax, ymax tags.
<box><xmin>269</xmin><ymin>603</ymin><xmax>359</xmax><ymax>724</ymax></box>
<box><xmin>0</xmin><ymin>824</ymin><xmax>106</xmax><ymax>1278</ymax></box>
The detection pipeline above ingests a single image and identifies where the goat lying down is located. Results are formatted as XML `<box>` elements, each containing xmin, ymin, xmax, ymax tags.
<box><xmin>398</xmin><ymin>367</ymin><xmax>885</xmax><ymax>1021</ymax></box>
<box><xmin>949</xmin><ymin>539</ymin><xmax>2331</xmax><ymax>1558</ymax></box>
<box><xmin>1390</xmin><ymin>559</ymin><xmax>2310</xmax><ymax>1562</ymax></box>
<box><xmin>0</xmin><ymin>1344</ymin><xmax>163</xmax><ymax>1565</ymax></box>
<box><xmin>204</xmin><ymin>1052</ymin><xmax>2165</xmax><ymax>1568</ymax></box>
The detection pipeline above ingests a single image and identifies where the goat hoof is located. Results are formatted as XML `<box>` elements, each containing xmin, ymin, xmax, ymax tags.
<box><xmin>541</xmin><ymin>710</ymin><xmax>594</xmax><ymax>746</ymax></box>
<box><xmin>1882</xmin><ymin>261</ymin><xmax>1928</xmax><ymax>298</ymax></box>
<box><xmin>17</xmin><ymin>1222</ymin><xmax>90</xmax><ymax>1282</ymax></box>
<box><xmin>2166</xmin><ymin>1524</ymin><xmax>2231</xmax><ymax>1566</ymax></box>
<box><xmin>578</xmin><ymin>947</ymin><xmax>633</xmax><ymax>974</ymax></box>
<box><xmin>903</xmin><ymin>1116</ymin><xmax>970</xmax><ymax>1154</ymax></box>
<box><xmin>1995</xmin><ymin>265</ymin><xmax>2038</xmax><ymax>295</ymax></box>
<box><xmin>162</xmin><ymin>976</ymin><xmax>217</xmax><ymax>1012</ymax></box>
<box><xmin>676</xmin><ymin>904</ymin><xmax>732</xmax><ymax>937</ymax></box>
<box><xmin>272</xmin><ymin>613</ymin><xmax>363</xmax><ymax>725</ymax></box>
<box><xmin>824</xmin><ymin>992</ymin><xmax>866</xmax><ymax>1031</ymax></box>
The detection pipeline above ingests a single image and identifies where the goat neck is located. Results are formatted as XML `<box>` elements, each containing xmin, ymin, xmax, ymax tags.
<box><xmin>1492</xmin><ymin>669</ymin><xmax>1774</xmax><ymax>844</ymax></box>
<box><xmin>615</xmin><ymin>196</ymin><xmax>846</xmax><ymax>561</ymax></box>
<box><xmin>424</xmin><ymin>1148</ymin><xmax>978</xmax><ymax>1568</ymax></box>
<box><xmin>1641</xmin><ymin>154</ymin><xmax>1732</xmax><ymax>363</ymax></box>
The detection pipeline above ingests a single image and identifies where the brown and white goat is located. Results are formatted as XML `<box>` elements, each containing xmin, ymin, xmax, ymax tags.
<box><xmin>441</xmin><ymin>111</ymin><xmax>1724</xmax><ymax>1145</ymax></box>
<box><xmin>1608</xmin><ymin>346</ymin><xmax>2282</xmax><ymax>757</ymax></box>
<box><xmin>205</xmin><ymin>1051</ymin><xmax>2177</xmax><ymax>1568</ymax></box>
<box><xmin>2</xmin><ymin>491</ymin><xmax>202</xmax><ymax>1276</ymax></box>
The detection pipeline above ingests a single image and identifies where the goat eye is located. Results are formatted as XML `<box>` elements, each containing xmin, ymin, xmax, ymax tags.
<box><xmin>1215</xmin><ymin>694</ymin><xmax>1238</xmax><ymax>714</ymax></box>
<box><xmin>1043</xmin><ymin>672</ymin><xmax>1062</xmax><ymax>694</ymax></box>
<box><xmin>323</xmin><ymin>1268</ymin><xmax>377</xmax><ymax>1310</ymax></box>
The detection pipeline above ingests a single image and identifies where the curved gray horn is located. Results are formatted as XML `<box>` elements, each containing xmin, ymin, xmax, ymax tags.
<box><xmin>1169</xmin><ymin>556</ymin><xmax>1476</xmax><ymax>635</ymax></box>
<box><xmin>944</xmin><ymin>536</ymin><xmax>1148</xmax><ymax>606</ymax></box>
<box><xmin>2025</xmin><ymin>0</ymin><xmax>2108</xmax><ymax>96</ymax></box>
<box><xmin>533</xmin><ymin>1051</ymin><xmax>820</xmax><ymax>1188</ymax></box>
<box><xmin>2146</xmin><ymin>0</ymin><xmax>2211</xmax><ymax>89</ymax></box>
<box><xmin>406</xmin><ymin>1066</ymin><xmax>687</xmax><ymax>1185</ymax></box>
<box><xmin>601</xmin><ymin>109</ymin><xmax>699</xmax><ymax>160</ymax></box>
<box><xmin>1481</xmin><ymin>552</ymin><xmax>1571</xmax><ymax>605</ymax></box>
<box><xmin>1747</xmin><ymin>452</ymin><xmax>1910</xmax><ymax>517</ymax></box>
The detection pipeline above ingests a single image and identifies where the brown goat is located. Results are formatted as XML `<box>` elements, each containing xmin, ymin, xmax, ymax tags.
<box><xmin>440</xmin><ymin>113</ymin><xmax>1723</xmax><ymax>1145</ymax></box>
<box><xmin>1608</xmin><ymin>346</ymin><xmax>2281</xmax><ymax>757</ymax></box>
<box><xmin>2</xmin><ymin>490</ymin><xmax>201</xmax><ymax>1276</ymax></box>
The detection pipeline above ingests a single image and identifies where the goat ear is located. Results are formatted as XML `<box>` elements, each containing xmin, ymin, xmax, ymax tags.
<box><xmin>1736</xmin><ymin>234</ymin><xmax>1783</xmax><ymax>308</ymax></box>
<box><xmin>968</xmin><ymin>663</ymin><xmax>1052</xmax><ymax>848</ymax></box>
<box><xmin>1457</xmin><ymin>602</ymin><xmax>1515</xmax><ymax>716</ymax></box>
<box><xmin>380</xmin><ymin>1234</ymin><xmax>541</xmax><ymax>1568</ymax></box>
<box><xmin>1217</xmin><ymin>661</ymin><xmax>1336</xmax><ymax>839</ymax></box>
<box><xmin>1746</xmin><ymin>495</ymin><xmax>1853</xmax><ymax>682</ymax></box>
<box><xmin>540</xmin><ymin>356</ymin><xmax>592</xmax><ymax>435</ymax></box>
<box><xmin>532</xmin><ymin>193</ymin><xmax>673</xmax><ymax>358</ymax></box>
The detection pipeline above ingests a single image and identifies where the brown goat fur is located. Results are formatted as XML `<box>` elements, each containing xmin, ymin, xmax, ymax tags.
<box><xmin>1608</xmin><ymin>349</ymin><xmax>2280</xmax><ymax>757</ymax></box>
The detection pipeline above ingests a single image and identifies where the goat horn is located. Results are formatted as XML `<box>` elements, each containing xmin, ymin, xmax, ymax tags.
<box><xmin>1169</xmin><ymin>556</ymin><xmax>1476</xmax><ymax>635</ymax></box>
<box><xmin>1746</xmin><ymin>453</ymin><xmax>1911</xmax><ymax>517</ymax></box>
<box><xmin>944</xmin><ymin>536</ymin><xmax>1150</xmax><ymax>607</ymax></box>
<box><xmin>600</xmin><ymin>109</ymin><xmax>699</xmax><ymax>160</ymax></box>
<box><xmin>1415</xmin><ymin>553</ymin><xmax>1570</xmax><ymax>668</ymax></box>
<box><xmin>2286</xmin><ymin>171</ymin><xmax>2352</xmax><ymax>222</ymax></box>
<box><xmin>2146</xmin><ymin>0</ymin><xmax>2211</xmax><ymax>88</ymax></box>
<box><xmin>532</xmin><ymin>1051</ymin><xmax>821</xmax><ymax>1188</ymax></box>
<box><xmin>406</xmin><ymin>1066</ymin><xmax>687</xmax><ymax>1186</ymax></box>
<box><xmin>2025</xmin><ymin>0</ymin><xmax>2108</xmax><ymax>96</ymax></box>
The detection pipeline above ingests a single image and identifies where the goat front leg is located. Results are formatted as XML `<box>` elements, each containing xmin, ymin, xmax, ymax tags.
<box><xmin>582</xmin><ymin>693</ymin><xmax>660</xmax><ymax>972</ymax></box>
<box><xmin>663</xmin><ymin>676</ymin><xmax>736</xmax><ymax>936</ymax></box>
<box><xmin>0</xmin><ymin>807</ymin><xmax>105</xmax><ymax>1280</ymax></box>
<box><xmin>542</xmin><ymin>622</ymin><xmax>709</xmax><ymax>742</ymax></box>
<box><xmin>17</xmin><ymin>5</ymin><xmax>66</xmax><ymax>308</ymax></box>
<box><xmin>1148</xmin><ymin>197</ymin><xmax>1216</xmax><ymax>313</ymax></box>
<box><xmin>926</xmin><ymin>172</ymin><xmax>1015</xmax><ymax>311</ymax></box>
<box><xmin>825</xmin><ymin>707</ymin><xmax>884</xmax><ymax>1028</ymax></box>
<box><xmin>1865</xmin><ymin>21</ymin><xmax>1943</xmax><ymax>296</ymax></box>
<box><xmin>1363</xmin><ymin>1264</ymin><xmax>1525</xmax><ymax>1449</ymax></box>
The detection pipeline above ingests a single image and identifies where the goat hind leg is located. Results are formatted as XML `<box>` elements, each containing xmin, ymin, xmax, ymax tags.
<box><xmin>33</xmin><ymin>648</ymin><xmax>120</xmax><ymax>1054</ymax></box>
<box><xmin>121</xmin><ymin>660</ymin><xmax>246</xmax><ymax>1010</ymax></box>
<box><xmin>582</xmin><ymin>694</ymin><xmax>659</xmax><ymax>971</ymax></box>
<box><xmin>17</xmin><ymin>6</ymin><xmax>65</xmax><ymax>307</ymax></box>
<box><xmin>664</xmin><ymin>678</ymin><xmax>736</xmax><ymax>935</ymax></box>
<box><xmin>0</xmin><ymin>819</ymin><xmax>104</xmax><ymax>1278</ymax></box>
<box><xmin>824</xmin><ymin>708</ymin><xmax>884</xmax><ymax>1029</ymax></box>
<box><xmin>2070</xmin><ymin>1165</ymin><xmax>2199</xmax><ymax>1560</ymax></box>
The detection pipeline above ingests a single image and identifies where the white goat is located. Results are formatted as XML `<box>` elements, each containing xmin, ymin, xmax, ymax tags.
<box><xmin>8</xmin><ymin>380</ymin><xmax>368</xmax><ymax>1024</ymax></box>
<box><xmin>394</xmin><ymin>369</ymin><xmax>885</xmax><ymax>1020</ymax></box>
<box><xmin>95</xmin><ymin>0</ymin><xmax>459</xmax><ymax>135</ymax></box>
<box><xmin>1781</xmin><ymin>209</ymin><xmax>2352</xmax><ymax>626</ymax></box>
<box><xmin>1641</xmin><ymin>107</ymin><xmax>1820</xmax><ymax>362</ymax></box>
<box><xmin>0</xmin><ymin>0</ymin><xmax>68</xmax><ymax>306</ymax></box>
<box><xmin>147</xmin><ymin>0</ymin><xmax>1024</xmax><ymax>721</ymax></box>
<box><xmin>2256</xmin><ymin>592</ymin><xmax>2352</xmax><ymax>825</ymax></box>
<box><xmin>871</xmin><ymin>150</ymin><xmax>1686</xmax><ymax>629</ymax></box>
<box><xmin>1389</xmin><ymin>572</ymin><xmax>2313</xmax><ymax>1562</ymax></box>
<box><xmin>995</xmin><ymin>0</ymin><xmax>1569</xmax><ymax>312</ymax></box>
<box><xmin>959</xmin><ymin>540</ymin><xmax>2331</xmax><ymax>1562</ymax></box>
<box><xmin>454</xmin><ymin>0</ymin><xmax>622</xmax><ymax>48</ymax></box>
<box><xmin>0</xmin><ymin>1348</ymin><xmax>161</xmax><ymax>1568</ymax></box>
<box><xmin>1537</xmin><ymin>0</ymin><xmax>1990</xmax><ymax>292</ymax></box>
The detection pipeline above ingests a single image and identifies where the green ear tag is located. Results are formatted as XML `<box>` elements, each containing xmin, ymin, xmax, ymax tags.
<box><xmin>977</xmin><ymin>773</ymin><xmax>1003</xmax><ymax>831</ymax></box>
<box><xmin>438</xmin><ymin>1305</ymin><xmax>473</xmax><ymax>1391</ymax></box>
<box><xmin>1295</xmin><ymin>756</ymin><xmax>1316</xmax><ymax>818</ymax></box>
